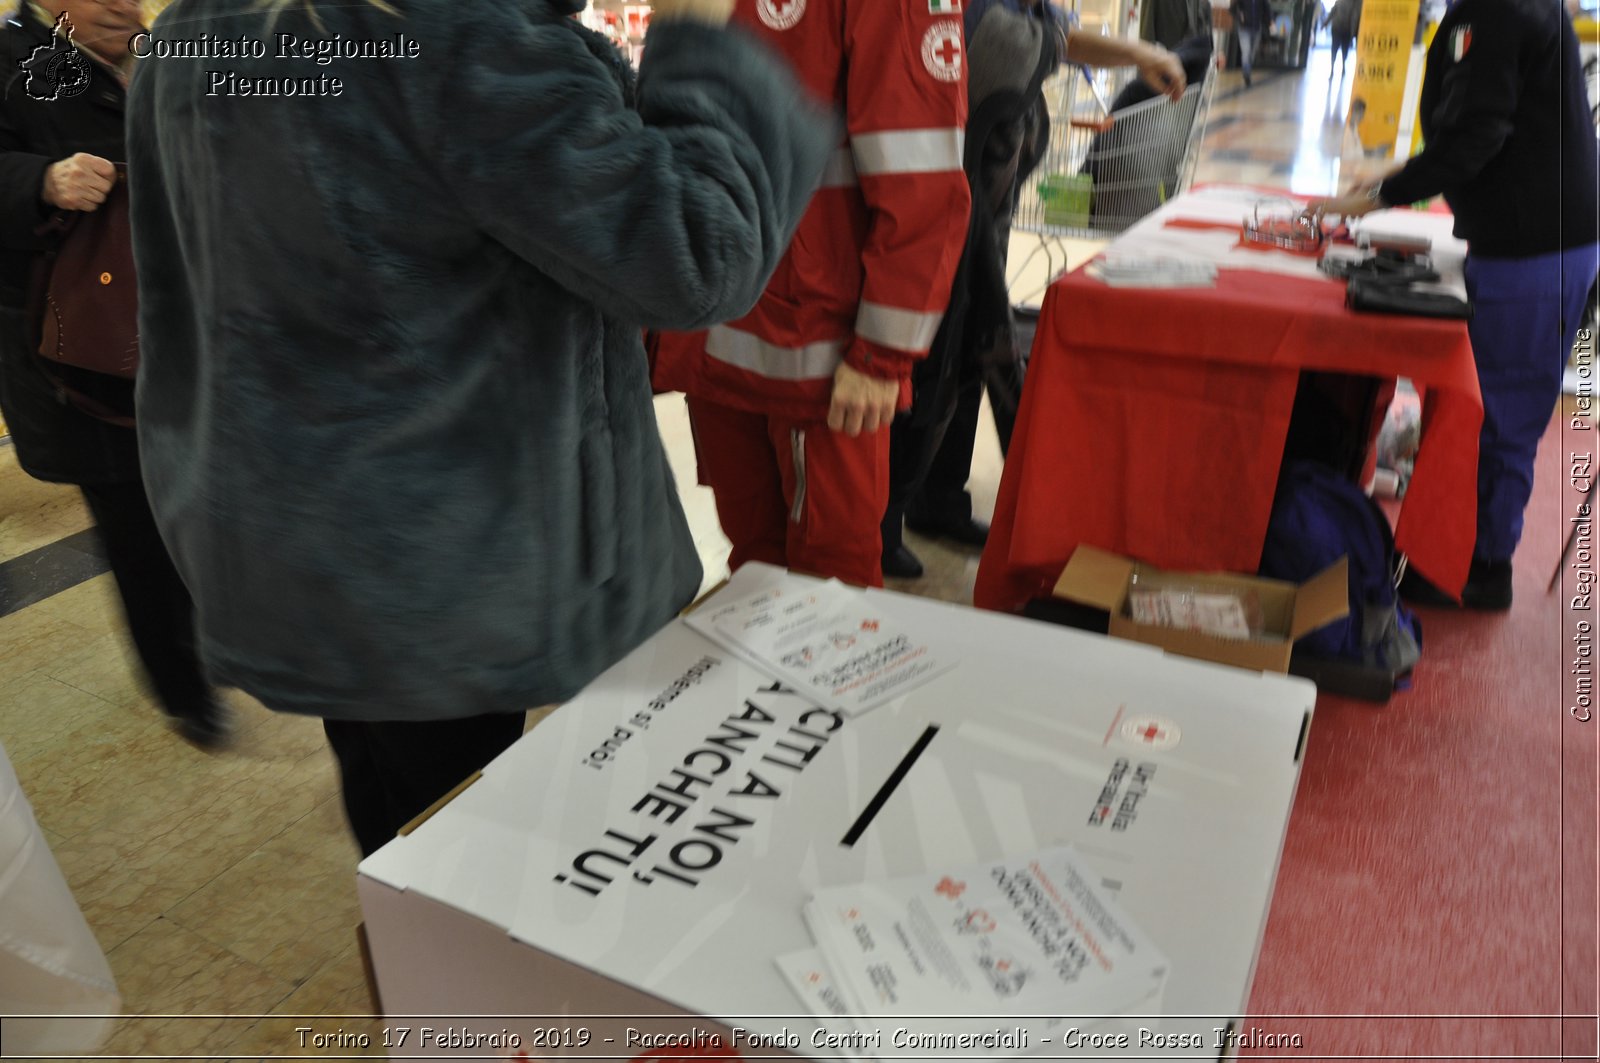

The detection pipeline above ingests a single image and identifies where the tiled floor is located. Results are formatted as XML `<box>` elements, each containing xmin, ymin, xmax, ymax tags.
<box><xmin>0</xmin><ymin>44</ymin><xmax>1495</xmax><ymax>1063</ymax></box>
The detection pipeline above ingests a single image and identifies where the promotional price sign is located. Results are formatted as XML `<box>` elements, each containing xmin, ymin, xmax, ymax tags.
<box><xmin>1343</xmin><ymin>0</ymin><xmax>1421</xmax><ymax>170</ymax></box>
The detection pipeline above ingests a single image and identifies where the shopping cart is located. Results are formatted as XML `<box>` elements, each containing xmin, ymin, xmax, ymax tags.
<box><xmin>1009</xmin><ymin>57</ymin><xmax>1218</xmax><ymax>303</ymax></box>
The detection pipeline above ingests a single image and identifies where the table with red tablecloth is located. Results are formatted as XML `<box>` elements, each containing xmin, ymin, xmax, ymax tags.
<box><xmin>975</xmin><ymin>186</ymin><xmax>1483</xmax><ymax>613</ymax></box>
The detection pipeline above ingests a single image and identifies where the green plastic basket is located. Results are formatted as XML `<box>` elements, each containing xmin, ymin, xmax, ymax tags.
<box><xmin>1038</xmin><ymin>173</ymin><xmax>1093</xmax><ymax>229</ymax></box>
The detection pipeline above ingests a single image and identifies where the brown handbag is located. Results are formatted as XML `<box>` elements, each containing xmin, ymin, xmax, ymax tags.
<box><xmin>32</xmin><ymin>164</ymin><xmax>139</xmax><ymax>381</ymax></box>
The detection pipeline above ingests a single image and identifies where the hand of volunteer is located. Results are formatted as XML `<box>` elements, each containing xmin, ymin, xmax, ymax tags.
<box><xmin>41</xmin><ymin>153</ymin><xmax>116</xmax><ymax>212</ymax></box>
<box><xmin>1311</xmin><ymin>181</ymin><xmax>1386</xmax><ymax>219</ymax></box>
<box><xmin>651</xmin><ymin>0</ymin><xmax>735</xmax><ymax>26</ymax></box>
<box><xmin>1309</xmin><ymin>193</ymin><xmax>1374</xmax><ymax>219</ymax></box>
<box><xmin>828</xmin><ymin>363</ymin><xmax>900</xmax><ymax>437</ymax></box>
<box><xmin>1137</xmin><ymin>46</ymin><xmax>1186</xmax><ymax>101</ymax></box>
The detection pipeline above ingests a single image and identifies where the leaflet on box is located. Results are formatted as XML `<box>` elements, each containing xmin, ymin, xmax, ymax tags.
<box><xmin>802</xmin><ymin>846</ymin><xmax>1168</xmax><ymax>1047</ymax></box>
<box><xmin>685</xmin><ymin>576</ymin><xmax>957</xmax><ymax>716</ymax></box>
<box><xmin>774</xmin><ymin>949</ymin><xmax>881</xmax><ymax>1063</ymax></box>
<box><xmin>776</xmin><ymin>945</ymin><xmax>1162</xmax><ymax>1061</ymax></box>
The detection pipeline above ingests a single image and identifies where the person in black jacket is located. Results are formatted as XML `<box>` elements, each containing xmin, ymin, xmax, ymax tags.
<box><xmin>1142</xmin><ymin>0</ymin><xmax>1212</xmax><ymax>49</ymax></box>
<box><xmin>1</xmin><ymin>1</ymin><xmax>224</xmax><ymax>743</ymax></box>
<box><xmin>1317</xmin><ymin>0</ymin><xmax>1600</xmax><ymax>610</ymax></box>
<box><xmin>1320</xmin><ymin>0</ymin><xmax>1362</xmax><ymax>78</ymax></box>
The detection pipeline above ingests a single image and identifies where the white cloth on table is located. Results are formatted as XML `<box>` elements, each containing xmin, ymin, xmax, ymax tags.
<box><xmin>1093</xmin><ymin>184</ymin><xmax>1468</xmax><ymax>298</ymax></box>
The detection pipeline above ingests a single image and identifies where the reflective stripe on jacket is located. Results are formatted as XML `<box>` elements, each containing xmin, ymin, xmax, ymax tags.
<box><xmin>653</xmin><ymin>0</ymin><xmax>972</xmax><ymax>420</ymax></box>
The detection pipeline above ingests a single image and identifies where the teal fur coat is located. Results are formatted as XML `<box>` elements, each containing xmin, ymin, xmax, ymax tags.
<box><xmin>126</xmin><ymin>0</ymin><xmax>834</xmax><ymax>719</ymax></box>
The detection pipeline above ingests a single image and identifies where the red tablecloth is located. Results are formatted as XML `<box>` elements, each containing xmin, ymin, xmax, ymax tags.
<box><xmin>974</xmin><ymin>262</ymin><xmax>1482</xmax><ymax>613</ymax></box>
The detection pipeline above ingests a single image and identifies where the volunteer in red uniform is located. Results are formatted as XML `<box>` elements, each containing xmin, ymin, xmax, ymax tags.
<box><xmin>653</xmin><ymin>0</ymin><xmax>972</xmax><ymax>588</ymax></box>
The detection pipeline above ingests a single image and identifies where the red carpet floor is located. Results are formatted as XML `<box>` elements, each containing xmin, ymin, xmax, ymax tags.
<box><xmin>1240</xmin><ymin>409</ymin><xmax>1600</xmax><ymax>1060</ymax></box>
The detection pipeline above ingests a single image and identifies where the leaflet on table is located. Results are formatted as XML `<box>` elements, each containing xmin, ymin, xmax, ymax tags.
<box><xmin>1087</xmin><ymin>255</ymin><xmax>1217</xmax><ymax>288</ymax></box>
<box><xmin>684</xmin><ymin>578</ymin><xmax>957</xmax><ymax>716</ymax></box>
<box><xmin>802</xmin><ymin>847</ymin><xmax>1168</xmax><ymax>1035</ymax></box>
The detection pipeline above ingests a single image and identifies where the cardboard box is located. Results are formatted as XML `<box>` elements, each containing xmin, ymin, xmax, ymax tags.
<box><xmin>358</xmin><ymin>564</ymin><xmax>1316</xmax><ymax>1060</ymax></box>
<box><xmin>1051</xmin><ymin>545</ymin><xmax>1349</xmax><ymax>675</ymax></box>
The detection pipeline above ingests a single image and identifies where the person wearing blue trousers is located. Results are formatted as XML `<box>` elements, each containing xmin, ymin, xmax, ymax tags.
<box><xmin>1230</xmin><ymin>0</ymin><xmax>1271</xmax><ymax>86</ymax></box>
<box><xmin>1318</xmin><ymin>0</ymin><xmax>1599</xmax><ymax>610</ymax></box>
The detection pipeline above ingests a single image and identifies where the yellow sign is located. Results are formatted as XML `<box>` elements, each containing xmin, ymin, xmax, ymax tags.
<box><xmin>1346</xmin><ymin>0</ymin><xmax>1422</xmax><ymax>161</ymax></box>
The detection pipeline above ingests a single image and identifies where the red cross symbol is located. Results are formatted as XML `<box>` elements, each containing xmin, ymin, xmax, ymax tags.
<box><xmin>1139</xmin><ymin>724</ymin><xmax>1164</xmax><ymax>742</ymax></box>
<box><xmin>935</xmin><ymin>876</ymin><xmax>965</xmax><ymax>899</ymax></box>
<box><xmin>846</xmin><ymin>907</ymin><xmax>860</xmax><ymax>920</ymax></box>
<box><xmin>934</xmin><ymin>35</ymin><xmax>961</xmax><ymax>67</ymax></box>
<box><xmin>808</xmin><ymin>972</ymin><xmax>821</xmax><ymax>984</ymax></box>
<box><xmin>759</xmin><ymin>0</ymin><xmax>807</xmax><ymax>32</ymax></box>
<box><xmin>997</xmin><ymin>960</ymin><xmax>1011</xmax><ymax>972</ymax></box>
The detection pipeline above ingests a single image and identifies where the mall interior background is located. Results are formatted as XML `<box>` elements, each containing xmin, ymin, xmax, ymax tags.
<box><xmin>0</xmin><ymin>0</ymin><xmax>1596</xmax><ymax>1059</ymax></box>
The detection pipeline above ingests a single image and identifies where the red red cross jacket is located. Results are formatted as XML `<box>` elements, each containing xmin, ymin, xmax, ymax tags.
<box><xmin>652</xmin><ymin>0</ymin><xmax>972</xmax><ymax>421</ymax></box>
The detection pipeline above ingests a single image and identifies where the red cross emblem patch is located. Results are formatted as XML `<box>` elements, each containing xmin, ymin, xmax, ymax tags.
<box><xmin>758</xmin><ymin>0</ymin><xmax>806</xmax><ymax>31</ymax></box>
<box><xmin>921</xmin><ymin>22</ymin><xmax>964</xmax><ymax>82</ymax></box>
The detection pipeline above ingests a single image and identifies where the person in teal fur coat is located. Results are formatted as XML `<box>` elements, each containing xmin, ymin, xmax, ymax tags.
<box><xmin>126</xmin><ymin>0</ymin><xmax>835</xmax><ymax>855</ymax></box>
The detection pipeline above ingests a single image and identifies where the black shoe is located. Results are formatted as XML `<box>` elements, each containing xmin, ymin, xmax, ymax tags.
<box><xmin>1398</xmin><ymin>559</ymin><xmax>1513</xmax><ymax>611</ymax></box>
<box><xmin>169</xmin><ymin>697</ymin><xmax>233</xmax><ymax>749</ymax></box>
<box><xmin>906</xmin><ymin>512</ymin><xmax>990</xmax><ymax>547</ymax></box>
<box><xmin>1243</xmin><ymin>71</ymin><xmax>1253</xmax><ymax>87</ymax></box>
<box><xmin>882</xmin><ymin>544</ymin><xmax>925</xmax><ymax>580</ymax></box>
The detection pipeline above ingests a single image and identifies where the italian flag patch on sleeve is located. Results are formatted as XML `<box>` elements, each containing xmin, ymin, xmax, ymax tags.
<box><xmin>929</xmin><ymin>0</ymin><xmax>962</xmax><ymax>13</ymax></box>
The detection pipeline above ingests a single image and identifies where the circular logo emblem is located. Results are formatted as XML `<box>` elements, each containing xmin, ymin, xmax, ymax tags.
<box><xmin>46</xmin><ymin>49</ymin><xmax>93</xmax><ymax>100</ymax></box>
<box><xmin>921</xmin><ymin>22</ymin><xmax>964</xmax><ymax>83</ymax></box>
<box><xmin>757</xmin><ymin>0</ymin><xmax>807</xmax><ymax>31</ymax></box>
<box><xmin>1121</xmin><ymin>716</ymin><xmax>1181</xmax><ymax>751</ymax></box>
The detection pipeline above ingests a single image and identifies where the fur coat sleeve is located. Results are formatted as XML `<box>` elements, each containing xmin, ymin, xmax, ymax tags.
<box><xmin>125</xmin><ymin>0</ymin><xmax>837</xmax><ymax>720</ymax></box>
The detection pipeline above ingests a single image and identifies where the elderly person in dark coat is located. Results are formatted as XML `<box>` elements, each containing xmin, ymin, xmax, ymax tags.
<box><xmin>126</xmin><ymin>0</ymin><xmax>835</xmax><ymax>855</ymax></box>
<box><xmin>1</xmin><ymin>0</ymin><xmax>222</xmax><ymax>744</ymax></box>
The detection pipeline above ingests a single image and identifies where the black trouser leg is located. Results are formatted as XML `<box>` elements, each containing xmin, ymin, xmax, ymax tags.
<box><xmin>321</xmin><ymin>712</ymin><xmax>528</xmax><ymax>857</ymax></box>
<box><xmin>78</xmin><ymin>480</ymin><xmax>210</xmax><ymax>717</ymax></box>
<box><xmin>885</xmin><ymin>415</ymin><xmax>936</xmax><ymax>554</ymax></box>
<box><xmin>908</xmin><ymin>371</ymin><xmax>982</xmax><ymax>525</ymax></box>
<box><xmin>885</xmin><ymin>393</ymin><xmax>962</xmax><ymax>554</ymax></box>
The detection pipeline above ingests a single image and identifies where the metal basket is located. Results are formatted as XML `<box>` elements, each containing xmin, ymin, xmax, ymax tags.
<box><xmin>1015</xmin><ymin>57</ymin><xmax>1219</xmax><ymax>242</ymax></box>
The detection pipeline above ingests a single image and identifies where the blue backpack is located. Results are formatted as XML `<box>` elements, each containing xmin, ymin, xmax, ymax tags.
<box><xmin>1260</xmin><ymin>460</ymin><xmax>1422</xmax><ymax>673</ymax></box>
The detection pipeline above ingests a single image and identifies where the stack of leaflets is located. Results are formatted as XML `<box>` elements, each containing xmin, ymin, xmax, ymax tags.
<box><xmin>1127</xmin><ymin>587</ymin><xmax>1255</xmax><ymax>640</ymax></box>
<box><xmin>1087</xmin><ymin>255</ymin><xmax>1217</xmax><ymax>288</ymax></box>
<box><xmin>778</xmin><ymin>847</ymin><xmax>1169</xmax><ymax>1060</ymax></box>
<box><xmin>684</xmin><ymin>576</ymin><xmax>956</xmax><ymax>717</ymax></box>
